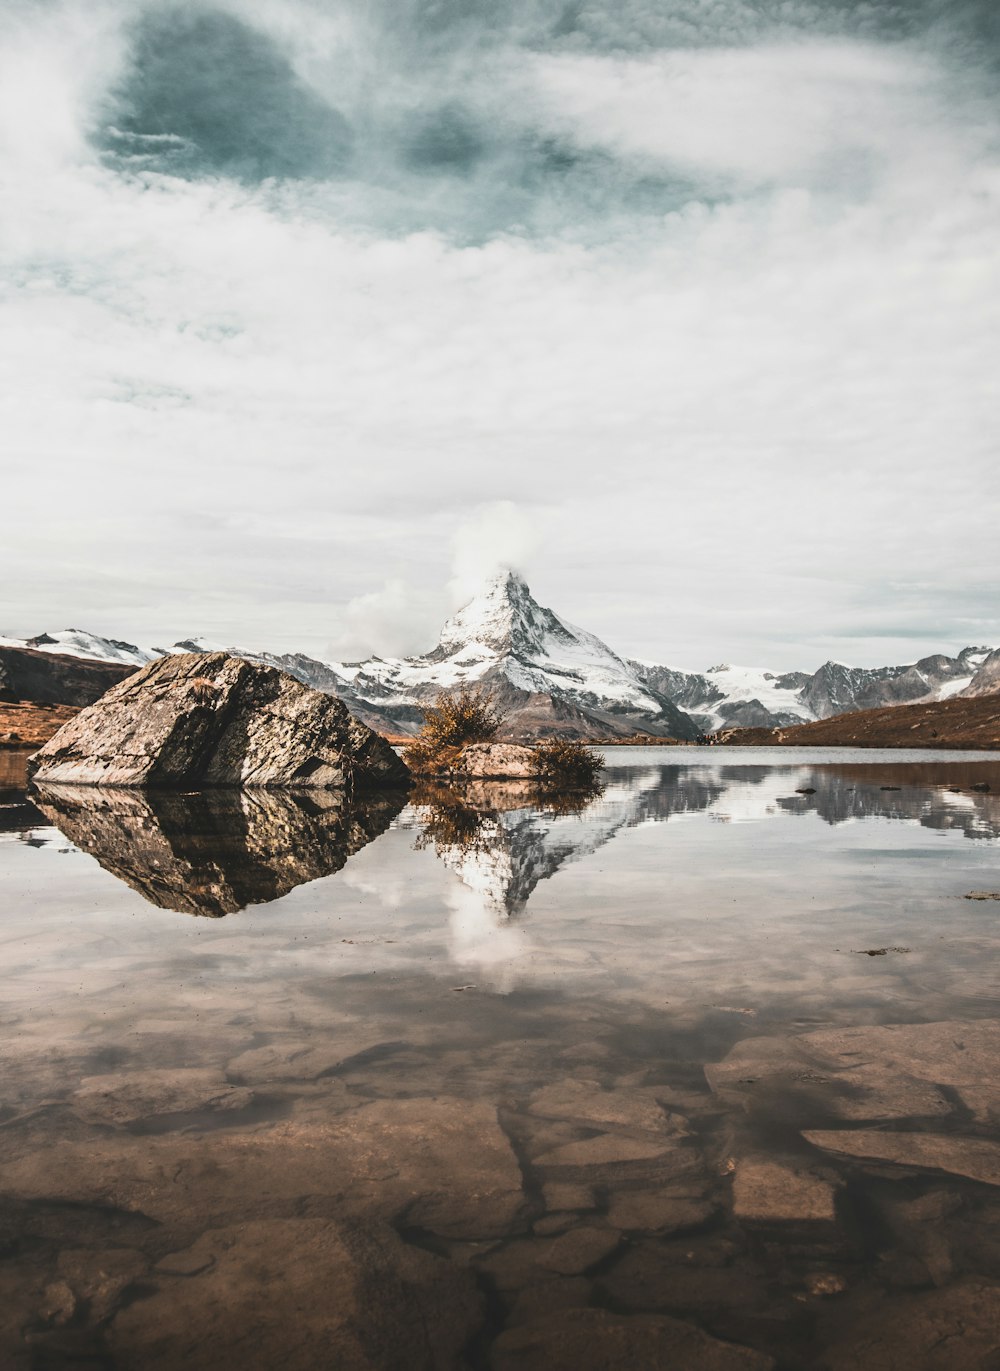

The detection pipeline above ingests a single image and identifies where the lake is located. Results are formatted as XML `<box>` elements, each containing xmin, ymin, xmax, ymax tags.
<box><xmin>2</xmin><ymin>747</ymin><xmax>1000</xmax><ymax>1369</ymax></box>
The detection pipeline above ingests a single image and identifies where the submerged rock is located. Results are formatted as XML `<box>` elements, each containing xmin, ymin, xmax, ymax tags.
<box><xmin>820</xmin><ymin>1280</ymin><xmax>1000</xmax><ymax>1370</ymax></box>
<box><xmin>490</xmin><ymin>1307</ymin><xmax>775</xmax><ymax>1370</ymax></box>
<box><xmin>803</xmin><ymin>1130</ymin><xmax>1000</xmax><ymax>1187</ymax></box>
<box><xmin>525</xmin><ymin>1079</ymin><xmax>683</xmax><ymax>1139</ymax></box>
<box><xmin>732</xmin><ymin>1156</ymin><xmax>839</xmax><ymax>1224</ymax></box>
<box><xmin>28</xmin><ymin>652</ymin><xmax>409</xmax><ymax>790</ymax></box>
<box><xmin>107</xmin><ymin>1218</ymin><xmax>482</xmax><ymax>1371</ymax></box>
<box><xmin>34</xmin><ymin>783</ymin><xmax>404</xmax><ymax>915</ymax></box>
<box><xmin>706</xmin><ymin>1020</ymin><xmax>1000</xmax><ymax>1125</ymax></box>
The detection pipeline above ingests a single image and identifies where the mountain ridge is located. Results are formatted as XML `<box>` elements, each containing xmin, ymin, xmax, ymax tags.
<box><xmin>3</xmin><ymin>576</ymin><xmax>997</xmax><ymax>739</ymax></box>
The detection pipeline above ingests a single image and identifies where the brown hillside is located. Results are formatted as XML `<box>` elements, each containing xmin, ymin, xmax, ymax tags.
<box><xmin>0</xmin><ymin>645</ymin><xmax>134</xmax><ymax>707</ymax></box>
<box><xmin>719</xmin><ymin>692</ymin><xmax>1000</xmax><ymax>749</ymax></box>
<box><xmin>0</xmin><ymin>701</ymin><xmax>81</xmax><ymax>748</ymax></box>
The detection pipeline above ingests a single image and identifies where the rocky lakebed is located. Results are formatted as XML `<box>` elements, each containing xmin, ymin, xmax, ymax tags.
<box><xmin>3</xmin><ymin>746</ymin><xmax>1000</xmax><ymax>1368</ymax></box>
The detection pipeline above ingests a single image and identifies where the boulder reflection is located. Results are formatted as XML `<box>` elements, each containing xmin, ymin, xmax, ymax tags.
<box><xmin>33</xmin><ymin>785</ymin><xmax>406</xmax><ymax>916</ymax></box>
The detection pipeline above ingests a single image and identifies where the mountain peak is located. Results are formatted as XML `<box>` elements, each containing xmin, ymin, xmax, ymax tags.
<box><xmin>469</xmin><ymin>567</ymin><xmax>531</xmax><ymax>604</ymax></box>
<box><xmin>438</xmin><ymin>569</ymin><xmax>542</xmax><ymax>654</ymax></box>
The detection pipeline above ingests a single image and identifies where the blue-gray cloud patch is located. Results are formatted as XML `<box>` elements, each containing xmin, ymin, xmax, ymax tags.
<box><xmin>403</xmin><ymin>104</ymin><xmax>486</xmax><ymax>176</ymax></box>
<box><xmin>102</xmin><ymin>8</ymin><xmax>353</xmax><ymax>181</ymax></box>
<box><xmin>95</xmin><ymin>0</ymin><xmax>999</xmax><ymax>237</ymax></box>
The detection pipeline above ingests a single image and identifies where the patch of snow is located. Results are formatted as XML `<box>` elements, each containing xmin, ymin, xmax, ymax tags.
<box><xmin>937</xmin><ymin>676</ymin><xmax>974</xmax><ymax>699</ymax></box>
<box><xmin>686</xmin><ymin>665</ymin><xmax>816</xmax><ymax>730</ymax></box>
<box><xmin>0</xmin><ymin>630</ymin><xmax>159</xmax><ymax>667</ymax></box>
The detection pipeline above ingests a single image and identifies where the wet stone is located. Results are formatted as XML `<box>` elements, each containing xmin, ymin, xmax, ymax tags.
<box><xmin>732</xmin><ymin>1157</ymin><xmax>839</xmax><ymax>1225</ymax></box>
<box><xmin>107</xmin><ymin>1218</ymin><xmax>483</xmax><ymax>1371</ymax></box>
<box><xmin>506</xmin><ymin>1276</ymin><xmax>592</xmax><ymax>1327</ymax></box>
<box><xmin>541</xmin><ymin>1182</ymin><xmax>596</xmax><ymax>1213</ymax></box>
<box><xmin>803</xmin><ymin>1129</ymin><xmax>1000</xmax><ymax>1187</ymax></box>
<box><xmin>598</xmin><ymin>1244</ymin><xmax>768</xmax><ymax>1317</ymax></box>
<box><xmin>533</xmin><ymin>1212</ymin><xmax>578</xmax><ymax>1236</ymax></box>
<box><xmin>536</xmin><ymin>1225</ymin><xmax>621</xmax><ymax>1275</ymax></box>
<box><xmin>490</xmin><ymin>1307</ymin><xmax>776</xmax><ymax>1370</ymax></box>
<box><xmin>804</xmin><ymin>1271</ymin><xmax>848</xmax><ymax>1297</ymax></box>
<box><xmin>708</xmin><ymin>1020</ymin><xmax>1000</xmax><ymax>1126</ymax></box>
<box><xmin>606</xmin><ymin>1188</ymin><xmax>716</xmax><ymax>1234</ymax></box>
<box><xmin>534</xmin><ymin>1133</ymin><xmax>685</xmax><ymax>1169</ymax></box>
<box><xmin>155</xmin><ymin>1247</ymin><xmax>217</xmax><ymax>1277</ymax></box>
<box><xmin>0</xmin><ymin>1097</ymin><xmax>526</xmax><ymax>1241</ymax></box>
<box><xmin>877</xmin><ymin>1251</ymin><xmax>936</xmax><ymax>1290</ymax></box>
<box><xmin>525</xmin><ymin>1079</ymin><xmax>683</xmax><ymax>1138</ymax></box>
<box><xmin>71</xmin><ymin>1069</ymin><xmax>254</xmax><ymax>1125</ymax></box>
<box><xmin>475</xmin><ymin>1238</ymin><xmax>553</xmax><ymax>1292</ymax></box>
<box><xmin>39</xmin><ymin>1281</ymin><xmax>76</xmax><ymax>1326</ymax></box>
<box><xmin>226</xmin><ymin>1037</ymin><xmax>389</xmax><ymax>1085</ymax></box>
<box><xmin>821</xmin><ymin>1280</ymin><xmax>1000</xmax><ymax>1370</ymax></box>
<box><xmin>57</xmin><ymin>1248</ymin><xmax>148</xmax><ymax>1323</ymax></box>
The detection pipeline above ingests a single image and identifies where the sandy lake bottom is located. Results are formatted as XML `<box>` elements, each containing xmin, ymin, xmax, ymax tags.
<box><xmin>3</xmin><ymin>746</ymin><xmax>1000</xmax><ymax>1369</ymax></box>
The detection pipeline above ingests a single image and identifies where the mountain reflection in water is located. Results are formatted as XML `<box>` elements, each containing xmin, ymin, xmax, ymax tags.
<box><xmin>33</xmin><ymin>785</ymin><xmax>406</xmax><ymax>916</ymax></box>
<box><xmin>19</xmin><ymin>756</ymin><xmax>1000</xmax><ymax>918</ymax></box>
<box><xmin>405</xmin><ymin>759</ymin><xmax>1000</xmax><ymax>922</ymax></box>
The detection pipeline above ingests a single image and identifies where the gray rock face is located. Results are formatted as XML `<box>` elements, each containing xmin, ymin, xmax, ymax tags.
<box><xmin>962</xmin><ymin>647</ymin><xmax>1000</xmax><ymax>697</ymax></box>
<box><xmin>27</xmin><ymin>653</ymin><xmax>409</xmax><ymax>790</ymax></box>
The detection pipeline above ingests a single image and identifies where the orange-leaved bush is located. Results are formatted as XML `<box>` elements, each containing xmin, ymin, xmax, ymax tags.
<box><xmin>529</xmin><ymin>737</ymin><xmax>604</xmax><ymax>788</ymax></box>
<box><xmin>403</xmin><ymin>686</ymin><xmax>506</xmax><ymax>775</ymax></box>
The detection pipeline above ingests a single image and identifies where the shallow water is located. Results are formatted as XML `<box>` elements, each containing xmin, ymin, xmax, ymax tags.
<box><xmin>3</xmin><ymin>747</ymin><xmax>1000</xmax><ymax>1368</ymax></box>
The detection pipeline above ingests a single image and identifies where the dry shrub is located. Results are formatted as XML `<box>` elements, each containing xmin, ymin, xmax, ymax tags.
<box><xmin>402</xmin><ymin>738</ymin><xmax>465</xmax><ymax>777</ymax></box>
<box><xmin>186</xmin><ymin>676</ymin><xmax>216</xmax><ymax>703</ymax></box>
<box><xmin>530</xmin><ymin>737</ymin><xmax>604</xmax><ymax>789</ymax></box>
<box><xmin>404</xmin><ymin>687</ymin><xmax>505</xmax><ymax>775</ymax></box>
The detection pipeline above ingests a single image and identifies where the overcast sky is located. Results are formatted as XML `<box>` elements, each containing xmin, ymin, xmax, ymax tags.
<box><xmin>1</xmin><ymin>0</ymin><xmax>998</xmax><ymax>671</ymax></box>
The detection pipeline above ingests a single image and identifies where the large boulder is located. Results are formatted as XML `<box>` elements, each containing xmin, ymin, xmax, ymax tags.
<box><xmin>27</xmin><ymin>653</ymin><xmax>410</xmax><ymax>790</ymax></box>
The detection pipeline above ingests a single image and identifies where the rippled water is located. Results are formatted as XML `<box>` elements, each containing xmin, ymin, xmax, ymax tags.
<box><xmin>3</xmin><ymin>748</ymin><xmax>1000</xmax><ymax>1369</ymax></box>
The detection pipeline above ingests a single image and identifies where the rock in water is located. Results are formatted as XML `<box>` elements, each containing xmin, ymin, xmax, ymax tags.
<box><xmin>27</xmin><ymin>653</ymin><xmax>410</xmax><ymax>790</ymax></box>
<box><xmin>449</xmin><ymin>743</ymin><xmax>537</xmax><ymax>778</ymax></box>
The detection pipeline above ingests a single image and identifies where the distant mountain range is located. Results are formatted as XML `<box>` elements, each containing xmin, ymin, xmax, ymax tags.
<box><xmin>3</xmin><ymin>571</ymin><xmax>998</xmax><ymax>739</ymax></box>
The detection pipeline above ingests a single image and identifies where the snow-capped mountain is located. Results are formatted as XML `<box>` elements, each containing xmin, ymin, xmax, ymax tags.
<box><xmin>0</xmin><ymin>629</ymin><xmax>159</xmax><ymax>669</ymax></box>
<box><xmin>5</xmin><ymin>578</ymin><xmax>997</xmax><ymax>738</ymax></box>
<box><xmin>631</xmin><ymin>646</ymin><xmax>995</xmax><ymax>732</ymax></box>
<box><xmin>334</xmin><ymin>571</ymin><xmax>698</xmax><ymax>739</ymax></box>
<box><xmin>959</xmin><ymin>647</ymin><xmax>1000</xmax><ymax>699</ymax></box>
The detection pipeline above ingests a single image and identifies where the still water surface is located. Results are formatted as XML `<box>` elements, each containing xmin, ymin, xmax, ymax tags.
<box><xmin>2</xmin><ymin>748</ymin><xmax>1000</xmax><ymax>1369</ymax></box>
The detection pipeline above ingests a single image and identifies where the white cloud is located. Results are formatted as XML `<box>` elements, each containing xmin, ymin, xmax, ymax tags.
<box><xmin>528</xmin><ymin>41</ymin><xmax>981</xmax><ymax>195</ymax></box>
<box><xmin>448</xmin><ymin>501</ymin><xmax>541</xmax><ymax>607</ymax></box>
<box><xmin>0</xmin><ymin>0</ymin><xmax>998</xmax><ymax>670</ymax></box>
<box><xmin>330</xmin><ymin>577</ymin><xmax>443</xmax><ymax>661</ymax></box>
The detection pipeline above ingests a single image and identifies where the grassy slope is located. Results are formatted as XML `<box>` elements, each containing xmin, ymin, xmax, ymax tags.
<box><xmin>720</xmin><ymin>692</ymin><xmax>1000</xmax><ymax>749</ymax></box>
